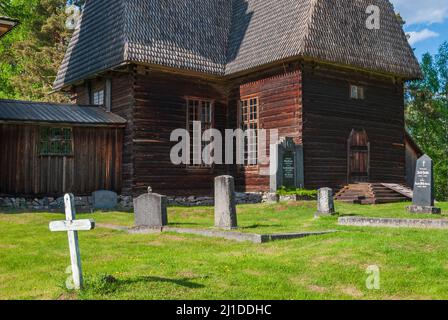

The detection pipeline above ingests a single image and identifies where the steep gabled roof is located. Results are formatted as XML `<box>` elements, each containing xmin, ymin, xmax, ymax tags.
<box><xmin>0</xmin><ymin>100</ymin><xmax>126</xmax><ymax>125</ymax></box>
<box><xmin>54</xmin><ymin>0</ymin><xmax>422</xmax><ymax>90</ymax></box>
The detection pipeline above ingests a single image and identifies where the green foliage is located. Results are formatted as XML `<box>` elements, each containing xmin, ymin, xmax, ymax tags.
<box><xmin>0</xmin><ymin>0</ymin><xmax>82</xmax><ymax>102</ymax></box>
<box><xmin>277</xmin><ymin>186</ymin><xmax>317</xmax><ymax>198</ymax></box>
<box><xmin>406</xmin><ymin>42</ymin><xmax>448</xmax><ymax>201</ymax></box>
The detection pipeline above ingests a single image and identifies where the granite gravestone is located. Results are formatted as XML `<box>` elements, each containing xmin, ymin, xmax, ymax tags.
<box><xmin>315</xmin><ymin>188</ymin><xmax>335</xmax><ymax>217</ymax></box>
<box><xmin>134</xmin><ymin>188</ymin><xmax>168</xmax><ymax>227</ymax></box>
<box><xmin>270</xmin><ymin>137</ymin><xmax>304</xmax><ymax>192</ymax></box>
<box><xmin>214</xmin><ymin>176</ymin><xmax>237</xmax><ymax>230</ymax></box>
<box><xmin>407</xmin><ymin>155</ymin><xmax>441</xmax><ymax>214</ymax></box>
<box><xmin>92</xmin><ymin>190</ymin><xmax>118</xmax><ymax>210</ymax></box>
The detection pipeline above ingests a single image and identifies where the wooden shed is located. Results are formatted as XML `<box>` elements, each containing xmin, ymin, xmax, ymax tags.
<box><xmin>0</xmin><ymin>100</ymin><xmax>126</xmax><ymax>196</ymax></box>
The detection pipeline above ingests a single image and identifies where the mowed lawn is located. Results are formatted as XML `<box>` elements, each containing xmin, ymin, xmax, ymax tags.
<box><xmin>1</xmin><ymin>201</ymin><xmax>448</xmax><ymax>300</ymax></box>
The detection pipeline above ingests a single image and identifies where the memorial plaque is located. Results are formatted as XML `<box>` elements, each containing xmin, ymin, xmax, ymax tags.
<box><xmin>407</xmin><ymin>155</ymin><xmax>441</xmax><ymax>214</ymax></box>
<box><xmin>413</xmin><ymin>155</ymin><xmax>433</xmax><ymax>207</ymax></box>
<box><xmin>270</xmin><ymin>137</ymin><xmax>305</xmax><ymax>192</ymax></box>
<box><xmin>282</xmin><ymin>151</ymin><xmax>295</xmax><ymax>188</ymax></box>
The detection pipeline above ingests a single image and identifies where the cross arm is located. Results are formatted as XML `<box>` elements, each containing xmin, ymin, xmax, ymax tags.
<box><xmin>49</xmin><ymin>219</ymin><xmax>95</xmax><ymax>232</ymax></box>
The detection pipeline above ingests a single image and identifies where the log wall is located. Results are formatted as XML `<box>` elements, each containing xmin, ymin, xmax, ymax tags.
<box><xmin>301</xmin><ymin>63</ymin><xmax>406</xmax><ymax>190</ymax></box>
<box><xmin>0</xmin><ymin>124</ymin><xmax>123</xmax><ymax>196</ymax></box>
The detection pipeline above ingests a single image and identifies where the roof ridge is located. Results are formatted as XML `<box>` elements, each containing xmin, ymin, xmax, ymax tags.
<box><xmin>302</xmin><ymin>0</ymin><xmax>319</xmax><ymax>52</ymax></box>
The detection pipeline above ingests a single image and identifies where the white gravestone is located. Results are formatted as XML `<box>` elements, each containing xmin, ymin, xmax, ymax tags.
<box><xmin>49</xmin><ymin>194</ymin><xmax>95</xmax><ymax>290</ymax></box>
<box><xmin>315</xmin><ymin>188</ymin><xmax>335</xmax><ymax>217</ymax></box>
<box><xmin>214</xmin><ymin>176</ymin><xmax>237</xmax><ymax>229</ymax></box>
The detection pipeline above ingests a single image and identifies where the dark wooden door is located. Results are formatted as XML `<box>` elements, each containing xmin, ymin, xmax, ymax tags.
<box><xmin>347</xmin><ymin>129</ymin><xmax>370</xmax><ymax>183</ymax></box>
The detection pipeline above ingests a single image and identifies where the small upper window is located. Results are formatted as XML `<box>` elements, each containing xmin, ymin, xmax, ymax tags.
<box><xmin>40</xmin><ymin>127</ymin><xmax>73</xmax><ymax>156</ymax></box>
<box><xmin>93</xmin><ymin>90</ymin><xmax>104</xmax><ymax>105</ymax></box>
<box><xmin>350</xmin><ymin>85</ymin><xmax>365</xmax><ymax>100</ymax></box>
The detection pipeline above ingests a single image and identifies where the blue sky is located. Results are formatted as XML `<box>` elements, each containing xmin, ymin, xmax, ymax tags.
<box><xmin>391</xmin><ymin>0</ymin><xmax>448</xmax><ymax>60</ymax></box>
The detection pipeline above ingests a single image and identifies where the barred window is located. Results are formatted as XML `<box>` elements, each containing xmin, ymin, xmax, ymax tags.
<box><xmin>240</xmin><ymin>97</ymin><xmax>259</xmax><ymax>166</ymax></box>
<box><xmin>40</xmin><ymin>127</ymin><xmax>73</xmax><ymax>156</ymax></box>
<box><xmin>186</xmin><ymin>98</ymin><xmax>213</xmax><ymax>167</ymax></box>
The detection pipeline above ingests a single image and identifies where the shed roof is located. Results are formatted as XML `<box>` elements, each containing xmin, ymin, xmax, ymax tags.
<box><xmin>0</xmin><ymin>100</ymin><xmax>127</xmax><ymax>126</ymax></box>
<box><xmin>54</xmin><ymin>0</ymin><xmax>422</xmax><ymax>90</ymax></box>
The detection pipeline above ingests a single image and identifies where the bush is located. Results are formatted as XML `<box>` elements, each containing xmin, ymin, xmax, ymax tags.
<box><xmin>276</xmin><ymin>187</ymin><xmax>317</xmax><ymax>198</ymax></box>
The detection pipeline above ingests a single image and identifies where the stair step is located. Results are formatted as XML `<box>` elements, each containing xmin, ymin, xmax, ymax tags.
<box><xmin>335</xmin><ymin>182</ymin><xmax>412</xmax><ymax>205</ymax></box>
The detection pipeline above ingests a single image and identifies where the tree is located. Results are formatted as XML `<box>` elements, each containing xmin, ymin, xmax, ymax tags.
<box><xmin>406</xmin><ymin>42</ymin><xmax>448</xmax><ymax>200</ymax></box>
<box><xmin>0</xmin><ymin>0</ymin><xmax>84</xmax><ymax>102</ymax></box>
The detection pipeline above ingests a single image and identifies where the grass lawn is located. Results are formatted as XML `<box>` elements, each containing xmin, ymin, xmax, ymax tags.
<box><xmin>1</xmin><ymin>201</ymin><xmax>448</xmax><ymax>300</ymax></box>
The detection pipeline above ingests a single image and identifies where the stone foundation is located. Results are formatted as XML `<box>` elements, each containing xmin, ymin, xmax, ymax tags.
<box><xmin>0</xmin><ymin>192</ymin><xmax>269</xmax><ymax>211</ymax></box>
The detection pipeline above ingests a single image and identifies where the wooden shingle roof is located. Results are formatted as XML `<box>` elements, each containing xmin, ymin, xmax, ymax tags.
<box><xmin>54</xmin><ymin>0</ymin><xmax>422</xmax><ymax>90</ymax></box>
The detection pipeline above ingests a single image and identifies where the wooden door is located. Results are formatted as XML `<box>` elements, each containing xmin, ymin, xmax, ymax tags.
<box><xmin>347</xmin><ymin>129</ymin><xmax>370</xmax><ymax>183</ymax></box>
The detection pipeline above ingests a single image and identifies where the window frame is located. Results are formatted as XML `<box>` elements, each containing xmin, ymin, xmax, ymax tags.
<box><xmin>239</xmin><ymin>95</ymin><xmax>260</xmax><ymax>167</ymax></box>
<box><xmin>93</xmin><ymin>89</ymin><xmax>105</xmax><ymax>106</ymax></box>
<box><xmin>39</xmin><ymin>126</ymin><xmax>74</xmax><ymax>157</ymax></box>
<box><xmin>185</xmin><ymin>97</ymin><xmax>215</xmax><ymax>169</ymax></box>
<box><xmin>350</xmin><ymin>85</ymin><xmax>365</xmax><ymax>100</ymax></box>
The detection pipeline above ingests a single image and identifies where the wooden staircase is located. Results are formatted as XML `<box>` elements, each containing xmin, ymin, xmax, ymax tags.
<box><xmin>334</xmin><ymin>183</ymin><xmax>412</xmax><ymax>204</ymax></box>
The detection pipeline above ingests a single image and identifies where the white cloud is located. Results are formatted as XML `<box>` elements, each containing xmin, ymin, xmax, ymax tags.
<box><xmin>391</xmin><ymin>0</ymin><xmax>448</xmax><ymax>25</ymax></box>
<box><xmin>407</xmin><ymin>29</ymin><xmax>440</xmax><ymax>45</ymax></box>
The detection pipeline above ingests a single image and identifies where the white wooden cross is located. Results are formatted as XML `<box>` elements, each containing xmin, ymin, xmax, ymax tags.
<box><xmin>49</xmin><ymin>194</ymin><xmax>95</xmax><ymax>290</ymax></box>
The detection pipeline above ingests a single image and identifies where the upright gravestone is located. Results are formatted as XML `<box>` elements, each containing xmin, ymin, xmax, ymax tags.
<box><xmin>134</xmin><ymin>187</ymin><xmax>168</xmax><ymax>227</ymax></box>
<box><xmin>270</xmin><ymin>137</ymin><xmax>304</xmax><ymax>192</ymax></box>
<box><xmin>407</xmin><ymin>155</ymin><xmax>441</xmax><ymax>214</ymax></box>
<box><xmin>92</xmin><ymin>190</ymin><xmax>118</xmax><ymax>210</ymax></box>
<box><xmin>315</xmin><ymin>188</ymin><xmax>336</xmax><ymax>217</ymax></box>
<box><xmin>215</xmin><ymin>176</ymin><xmax>237</xmax><ymax>230</ymax></box>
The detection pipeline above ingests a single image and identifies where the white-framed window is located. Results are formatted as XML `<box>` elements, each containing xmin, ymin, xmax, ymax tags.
<box><xmin>93</xmin><ymin>90</ymin><xmax>104</xmax><ymax>105</ymax></box>
<box><xmin>350</xmin><ymin>85</ymin><xmax>365</xmax><ymax>100</ymax></box>
<box><xmin>186</xmin><ymin>98</ymin><xmax>214</xmax><ymax>168</ymax></box>
<box><xmin>240</xmin><ymin>97</ymin><xmax>259</xmax><ymax>166</ymax></box>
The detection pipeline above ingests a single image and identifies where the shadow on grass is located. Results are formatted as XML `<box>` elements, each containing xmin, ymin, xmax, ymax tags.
<box><xmin>120</xmin><ymin>276</ymin><xmax>205</xmax><ymax>289</ymax></box>
<box><xmin>170</xmin><ymin>222</ymin><xmax>203</xmax><ymax>227</ymax></box>
<box><xmin>241</xmin><ymin>223</ymin><xmax>281</xmax><ymax>230</ymax></box>
<box><xmin>82</xmin><ymin>274</ymin><xmax>205</xmax><ymax>296</ymax></box>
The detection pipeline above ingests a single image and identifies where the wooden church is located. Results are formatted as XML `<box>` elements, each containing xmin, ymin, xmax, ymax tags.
<box><xmin>1</xmin><ymin>0</ymin><xmax>423</xmax><ymax>203</ymax></box>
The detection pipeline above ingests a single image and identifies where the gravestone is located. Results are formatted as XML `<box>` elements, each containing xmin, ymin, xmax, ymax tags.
<box><xmin>92</xmin><ymin>190</ymin><xmax>118</xmax><ymax>210</ymax></box>
<box><xmin>315</xmin><ymin>188</ymin><xmax>335</xmax><ymax>217</ymax></box>
<box><xmin>214</xmin><ymin>176</ymin><xmax>237</xmax><ymax>230</ymax></box>
<box><xmin>49</xmin><ymin>194</ymin><xmax>95</xmax><ymax>290</ymax></box>
<box><xmin>134</xmin><ymin>188</ymin><xmax>168</xmax><ymax>227</ymax></box>
<box><xmin>270</xmin><ymin>137</ymin><xmax>304</xmax><ymax>192</ymax></box>
<box><xmin>407</xmin><ymin>155</ymin><xmax>441</xmax><ymax>214</ymax></box>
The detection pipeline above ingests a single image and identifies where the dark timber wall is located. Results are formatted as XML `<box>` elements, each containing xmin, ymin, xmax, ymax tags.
<box><xmin>71</xmin><ymin>62</ymin><xmax>407</xmax><ymax>196</ymax></box>
<box><xmin>74</xmin><ymin>71</ymin><xmax>134</xmax><ymax>194</ymax></box>
<box><xmin>301</xmin><ymin>63</ymin><xmax>406</xmax><ymax>190</ymax></box>
<box><xmin>0</xmin><ymin>124</ymin><xmax>123</xmax><ymax>196</ymax></box>
<box><xmin>130</xmin><ymin>66</ymin><xmax>228</xmax><ymax>196</ymax></box>
<box><xmin>228</xmin><ymin>63</ymin><xmax>303</xmax><ymax>192</ymax></box>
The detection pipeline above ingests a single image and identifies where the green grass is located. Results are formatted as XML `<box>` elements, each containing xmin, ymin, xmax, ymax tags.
<box><xmin>1</xmin><ymin>201</ymin><xmax>448</xmax><ymax>300</ymax></box>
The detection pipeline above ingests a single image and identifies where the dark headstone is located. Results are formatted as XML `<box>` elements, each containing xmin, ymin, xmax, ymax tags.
<box><xmin>214</xmin><ymin>176</ymin><xmax>237</xmax><ymax>229</ymax></box>
<box><xmin>407</xmin><ymin>155</ymin><xmax>441</xmax><ymax>214</ymax></box>
<box><xmin>134</xmin><ymin>191</ymin><xmax>168</xmax><ymax>227</ymax></box>
<box><xmin>92</xmin><ymin>190</ymin><xmax>118</xmax><ymax>210</ymax></box>
<box><xmin>270</xmin><ymin>137</ymin><xmax>304</xmax><ymax>192</ymax></box>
